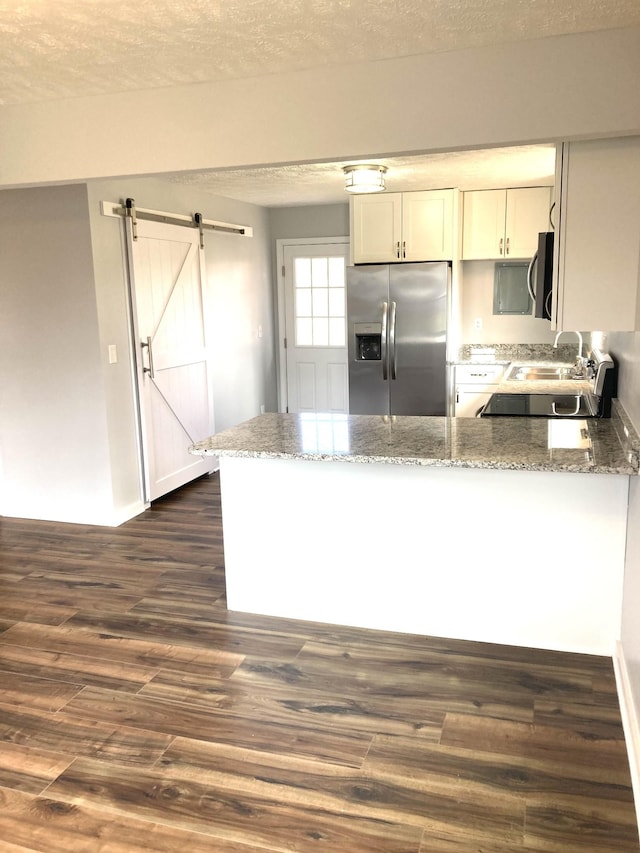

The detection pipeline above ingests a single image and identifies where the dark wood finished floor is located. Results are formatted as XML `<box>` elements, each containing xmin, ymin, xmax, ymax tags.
<box><xmin>0</xmin><ymin>472</ymin><xmax>637</xmax><ymax>852</ymax></box>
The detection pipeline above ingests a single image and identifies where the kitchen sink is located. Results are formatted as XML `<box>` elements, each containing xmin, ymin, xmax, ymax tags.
<box><xmin>506</xmin><ymin>365</ymin><xmax>578</xmax><ymax>382</ymax></box>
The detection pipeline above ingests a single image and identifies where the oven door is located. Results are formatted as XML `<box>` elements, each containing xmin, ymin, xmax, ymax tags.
<box><xmin>480</xmin><ymin>393</ymin><xmax>598</xmax><ymax>418</ymax></box>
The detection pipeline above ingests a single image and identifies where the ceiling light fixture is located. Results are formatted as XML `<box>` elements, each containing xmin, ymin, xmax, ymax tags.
<box><xmin>343</xmin><ymin>164</ymin><xmax>387</xmax><ymax>194</ymax></box>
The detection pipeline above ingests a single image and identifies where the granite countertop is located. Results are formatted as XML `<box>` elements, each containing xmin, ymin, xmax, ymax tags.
<box><xmin>454</xmin><ymin>359</ymin><xmax>592</xmax><ymax>395</ymax></box>
<box><xmin>190</xmin><ymin>408</ymin><xmax>639</xmax><ymax>475</ymax></box>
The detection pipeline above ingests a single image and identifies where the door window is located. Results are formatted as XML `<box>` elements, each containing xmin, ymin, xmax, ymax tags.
<box><xmin>294</xmin><ymin>256</ymin><xmax>346</xmax><ymax>347</ymax></box>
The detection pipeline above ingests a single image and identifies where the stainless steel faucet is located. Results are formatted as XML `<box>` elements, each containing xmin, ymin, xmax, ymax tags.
<box><xmin>553</xmin><ymin>330</ymin><xmax>585</xmax><ymax>376</ymax></box>
<box><xmin>553</xmin><ymin>329</ymin><xmax>583</xmax><ymax>360</ymax></box>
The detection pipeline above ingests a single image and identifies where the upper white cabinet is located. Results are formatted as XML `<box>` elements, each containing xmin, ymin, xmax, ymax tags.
<box><xmin>351</xmin><ymin>189</ymin><xmax>455</xmax><ymax>263</ymax></box>
<box><xmin>462</xmin><ymin>187</ymin><xmax>552</xmax><ymax>260</ymax></box>
<box><xmin>553</xmin><ymin>136</ymin><xmax>640</xmax><ymax>332</ymax></box>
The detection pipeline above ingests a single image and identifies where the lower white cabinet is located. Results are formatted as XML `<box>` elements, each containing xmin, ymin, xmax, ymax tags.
<box><xmin>455</xmin><ymin>388</ymin><xmax>494</xmax><ymax>417</ymax></box>
<box><xmin>553</xmin><ymin>136</ymin><xmax>640</xmax><ymax>331</ymax></box>
<box><xmin>454</xmin><ymin>363</ymin><xmax>506</xmax><ymax>417</ymax></box>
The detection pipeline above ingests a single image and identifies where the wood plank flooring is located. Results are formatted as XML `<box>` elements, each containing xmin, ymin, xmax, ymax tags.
<box><xmin>0</xmin><ymin>472</ymin><xmax>637</xmax><ymax>852</ymax></box>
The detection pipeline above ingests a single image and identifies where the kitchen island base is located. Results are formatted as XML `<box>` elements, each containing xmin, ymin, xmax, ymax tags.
<box><xmin>219</xmin><ymin>456</ymin><xmax>628</xmax><ymax>657</ymax></box>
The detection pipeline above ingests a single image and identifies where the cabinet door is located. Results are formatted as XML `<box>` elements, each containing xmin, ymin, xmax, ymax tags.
<box><xmin>454</xmin><ymin>388</ymin><xmax>493</xmax><ymax>417</ymax></box>
<box><xmin>505</xmin><ymin>187</ymin><xmax>552</xmax><ymax>259</ymax></box>
<box><xmin>351</xmin><ymin>193</ymin><xmax>402</xmax><ymax>263</ymax></box>
<box><xmin>554</xmin><ymin>137</ymin><xmax>640</xmax><ymax>331</ymax></box>
<box><xmin>461</xmin><ymin>190</ymin><xmax>506</xmax><ymax>259</ymax></box>
<box><xmin>402</xmin><ymin>190</ymin><xmax>454</xmax><ymax>261</ymax></box>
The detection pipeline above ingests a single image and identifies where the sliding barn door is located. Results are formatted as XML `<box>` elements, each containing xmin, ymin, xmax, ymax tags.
<box><xmin>127</xmin><ymin>219</ymin><xmax>214</xmax><ymax>502</ymax></box>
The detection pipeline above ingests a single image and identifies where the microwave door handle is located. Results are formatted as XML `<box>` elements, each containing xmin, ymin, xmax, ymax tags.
<box><xmin>381</xmin><ymin>301</ymin><xmax>388</xmax><ymax>381</ymax></box>
<box><xmin>389</xmin><ymin>301</ymin><xmax>397</xmax><ymax>381</ymax></box>
<box><xmin>527</xmin><ymin>251</ymin><xmax>538</xmax><ymax>303</ymax></box>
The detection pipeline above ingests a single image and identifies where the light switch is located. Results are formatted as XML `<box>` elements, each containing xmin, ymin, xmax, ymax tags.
<box><xmin>108</xmin><ymin>344</ymin><xmax>118</xmax><ymax>364</ymax></box>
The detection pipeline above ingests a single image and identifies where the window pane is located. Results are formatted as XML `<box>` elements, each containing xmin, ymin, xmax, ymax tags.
<box><xmin>328</xmin><ymin>288</ymin><xmax>345</xmax><ymax>317</ymax></box>
<box><xmin>312</xmin><ymin>287</ymin><xmax>328</xmax><ymax>317</ymax></box>
<box><xmin>312</xmin><ymin>318</ymin><xmax>328</xmax><ymax>346</ymax></box>
<box><xmin>296</xmin><ymin>317</ymin><xmax>312</xmax><ymax>346</ymax></box>
<box><xmin>329</xmin><ymin>318</ymin><xmax>346</xmax><ymax>347</ymax></box>
<box><xmin>311</xmin><ymin>257</ymin><xmax>328</xmax><ymax>287</ymax></box>
<box><xmin>328</xmin><ymin>257</ymin><xmax>345</xmax><ymax>287</ymax></box>
<box><xmin>292</xmin><ymin>254</ymin><xmax>346</xmax><ymax>349</ymax></box>
<box><xmin>296</xmin><ymin>288</ymin><xmax>312</xmax><ymax>317</ymax></box>
<box><xmin>295</xmin><ymin>257</ymin><xmax>311</xmax><ymax>288</ymax></box>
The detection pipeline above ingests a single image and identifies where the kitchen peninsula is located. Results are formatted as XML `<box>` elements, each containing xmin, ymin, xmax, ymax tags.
<box><xmin>191</xmin><ymin>409</ymin><xmax>638</xmax><ymax>657</ymax></box>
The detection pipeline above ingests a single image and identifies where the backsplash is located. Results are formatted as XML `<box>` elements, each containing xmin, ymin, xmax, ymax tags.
<box><xmin>456</xmin><ymin>340</ymin><xmax>592</xmax><ymax>363</ymax></box>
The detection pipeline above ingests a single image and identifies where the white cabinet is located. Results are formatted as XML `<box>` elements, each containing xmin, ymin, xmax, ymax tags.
<box><xmin>454</xmin><ymin>363</ymin><xmax>506</xmax><ymax>417</ymax></box>
<box><xmin>351</xmin><ymin>189</ymin><xmax>455</xmax><ymax>263</ymax></box>
<box><xmin>462</xmin><ymin>187</ymin><xmax>552</xmax><ymax>260</ymax></box>
<box><xmin>455</xmin><ymin>388</ymin><xmax>494</xmax><ymax>418</ymax></box>
<box><xmin>553</xmin><ymin>136</ymin><xmax>640</xmax><ymax>332</ymax></box>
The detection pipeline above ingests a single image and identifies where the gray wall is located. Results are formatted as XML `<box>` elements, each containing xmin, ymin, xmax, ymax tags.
<box><xmin>269</xmin><ymin>204</ymin><xmax>349</xmax><ymax>241</ymax></box>
<box><xmin>0</xmin><ymin>185</ymin><xmax>114</xmax><ymax>522</ymax></box>
<box><xmin>0</xmin><ymin>178</ymin><xmax>274</xmax><ymax>524</ymax></box>
<box><xmin>603</xmin><ymin>331</ymin><xmax>640</xmax><ymax>720</ymax></box>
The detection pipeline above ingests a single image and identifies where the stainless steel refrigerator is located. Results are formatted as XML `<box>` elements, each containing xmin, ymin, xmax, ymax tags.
<box><xmin>347</xmin><ymin>262</ymin><xmax>449</xmax><ymax>415</ymax></box>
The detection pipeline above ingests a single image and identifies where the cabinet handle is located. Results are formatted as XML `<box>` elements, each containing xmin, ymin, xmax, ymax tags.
<box><xmin>506</xmin><ymin>237</ymin><xmax>510</xmax><ymax>255</ymax></box>
<box><xmin>396</xmin><ymin>241</ymin><xmax>401</xmax><ymax>259</ymax></box>
<box><xmin>499</xmin><ymin>237</ymin><xmax>503</xmax><ymax>255</ymax></box>
<box><xmin>402</xmin><ymin>241</ymin><xmax>406</xmax><ymax>259</ymax></box>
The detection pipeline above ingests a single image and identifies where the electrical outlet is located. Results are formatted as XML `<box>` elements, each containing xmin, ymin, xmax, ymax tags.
<box><xmin>474</xmin><ymin>318</ymin><xmax>483</xmax><ymax>331</ymax></box>
<box><xmin>260</xmin><ymin>404</ymin><xmax>265</xmax><ymax>414</ymax></box>
<box><xmin>107</xmin><ymin>344</ymin><xmax>118</xmax><ymax>364</ymax></box>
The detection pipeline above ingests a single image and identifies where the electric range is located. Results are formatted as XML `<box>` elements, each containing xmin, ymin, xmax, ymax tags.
<box><xmin>479</xmin><ymin>349</ymin><xmax>617</xmax><ymax>419</ymax></box>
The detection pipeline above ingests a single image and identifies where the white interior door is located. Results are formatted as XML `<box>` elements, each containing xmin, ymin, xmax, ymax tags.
<box><xmin>283</xmin><ymin>242</ymin><xmax>349</xmax><ymax>413</ymax></box>
<box><xmin>127</xmin><ymin>219</ymin><xmax>214</xmax><ymax>502</ymax></box>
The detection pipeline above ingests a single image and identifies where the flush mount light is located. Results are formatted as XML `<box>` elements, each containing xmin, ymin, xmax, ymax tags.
<box><xmin>343</xmin><ymin>164</ymin><xmax>387</xmax><ymax>193</ymax></box>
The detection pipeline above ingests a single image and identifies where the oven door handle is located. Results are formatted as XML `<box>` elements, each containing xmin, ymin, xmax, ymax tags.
<box><xmin>551</xmin><ymin>396</ymin><xmax>581</xmax><ymax>417</ymax></box>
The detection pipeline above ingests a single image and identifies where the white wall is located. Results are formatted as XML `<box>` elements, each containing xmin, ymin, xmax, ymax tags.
<box><xmin>0</xmin><ymin>185</ymin><xmax>115</xmax><ymax>523</ymax></box>
<box><xmin>459</xmin><ymin>261</ymin><xmax>560</xmax><ymax>345</ymax></box>
<box><xmin>0</xmin><ymin>28</ymin><xmax>639</xmax><ymax>188</ymax></box>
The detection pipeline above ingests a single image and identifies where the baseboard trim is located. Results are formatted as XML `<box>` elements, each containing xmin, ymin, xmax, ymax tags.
<box><xmin>0</xmin><ymin>500</ymin><xmax>149</xmax><ymax>527</ymax></box>
<box><xmin>109</xmin><ymin>500</ymin><xmax>149</xmax><ymax>527</ymax></box>
<box><xmin>614</xmin><ymin>641</ymin><xmax>640</xmax><ymax>837</ymax></box>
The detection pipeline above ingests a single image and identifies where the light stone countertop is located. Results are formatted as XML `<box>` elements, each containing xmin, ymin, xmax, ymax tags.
<box><xmin>190</xmin><ymin>409</ymin><xmax>638</xmax><ymax>476</ymax></box>
<box><xmin>454</xmin><ymin>359</ymin><xmax>592</xmax><ymax>395</ymax></box>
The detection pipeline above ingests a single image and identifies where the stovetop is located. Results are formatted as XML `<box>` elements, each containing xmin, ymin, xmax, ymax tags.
<box><xmin>480</xmin><ymin>392</ymin><xmax>597</xmax><ymax>418</ymax></box>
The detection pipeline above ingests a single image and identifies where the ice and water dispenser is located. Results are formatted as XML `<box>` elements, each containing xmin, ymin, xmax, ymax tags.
<box><xmin>354</xmin><ymin>322</ymin><xmax>382</xmax><ymax>361</ymax></box>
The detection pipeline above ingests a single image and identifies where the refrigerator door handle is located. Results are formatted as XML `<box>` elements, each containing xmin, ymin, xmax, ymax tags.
<box><xmin>389</xmin><ymin>301</ymin><xmax>397</xmax><ymax>380</ymax></box>
<box><xmin>381</xmin><ymin>301</ymin><xmax>389</xmax><ymax>381</ymax></box>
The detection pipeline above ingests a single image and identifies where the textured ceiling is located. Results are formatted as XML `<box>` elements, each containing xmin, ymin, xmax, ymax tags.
<box><xmin>1</xmin><ymin>0</ymin><xmax>637</xmax><ymax>205</ymax></box>
<box><xmin>1</xmin><ymin>0</ymin><xmax>639</xmax><ymax>107</ymax></box>
<box><xmin>169</xmin><ymin>144</ymin><xmax>557</xmax><ymax>207</ymax></box>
